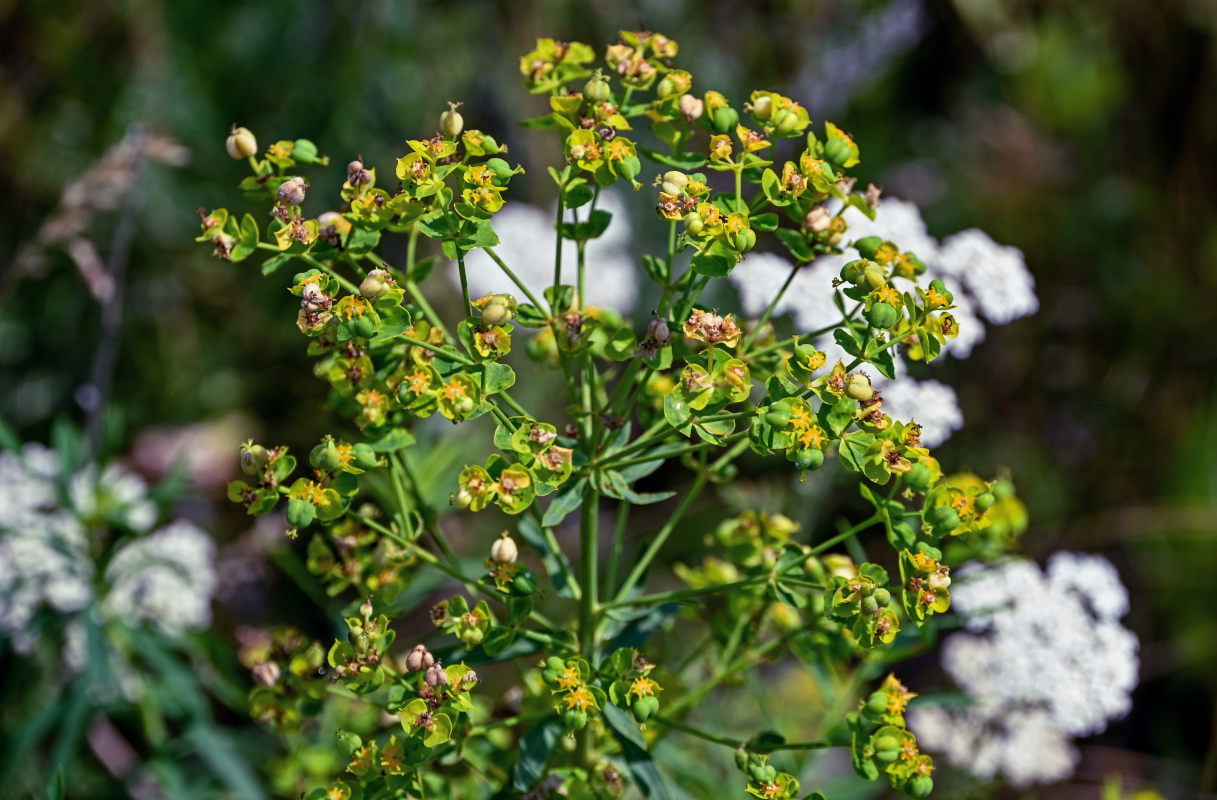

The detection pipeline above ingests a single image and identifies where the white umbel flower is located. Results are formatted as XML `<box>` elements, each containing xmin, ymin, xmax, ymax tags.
<box><xmin>937</xmin><ymin>229</ymin><xmax>1038</xmax><ymax>324</ymax></box>
<box><xmin>874</xmin><ymin>378</ymin><xmax>963</xmax><ymax>448</ymax></box>
<box><xmin>103</xmin><ymin>520</ymin><xmax>218</xmax><ymax>634</ymax></box>
<box><xmin>909</xmin><ymin>553</ymin><xmax>1138</xmax><ymax>787</ymax></box>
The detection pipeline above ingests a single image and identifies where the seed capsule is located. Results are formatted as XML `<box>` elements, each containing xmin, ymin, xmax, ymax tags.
<box><xmin>866</xmin><ymin>302</ymin><xmax>899</xmax><ymax>329</ymax></box>
<box><xmin>425</xmin><ymin>662</ymin><xmax>448</xmax><ymax>686</ymax></box>
<box><xmin>226</xmin><ymin>126</ymin><xmax>258</xmax><ymax>160</ymax></box>
<box><xmin>975</xmin><ymin>491</ymin><xmax>996</xmax><ymax>512</ymax></box>
<box><xmin>679</xmin><ymin>93</ymin><xmax>704</xmax><ymax>122</ymax></box>
<box><xmin>277</xmin><ymin>177</ymin><xmax>308</xmax><ymax>206</ymax></box>
<box><xmin>490</xmin><ymin>533</ymin><xmax>519</xmax><ymax>564</ymax></box>
<box><xmin>405</xmin><ymin>645</ymin><xmax>434</xmax><ymax>671</ymax></box>
<box><xmin>844</xmin><ymin>373</ymin><xmax>875</xmax><ymax>402</ymax></box>
<box><xmin>360</xmin><ymin>269</ymin><xmax>391</xmax><ymax>301</ymax></box>
<box><xmin>440</xmin><ymin>104</ymin><xmax>464</xmax><ymax>138</ymax></box>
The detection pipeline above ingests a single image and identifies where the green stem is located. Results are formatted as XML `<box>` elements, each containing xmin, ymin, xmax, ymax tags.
<box><xmin>614</xmin><ymin>471</ymin><xmax>708</xmax><ymax>603</ymax></box>
<box><xmin>810</xmin><ymin>513</ymin><xmax>881</xmax><ymax>556</ymax></box>
<box><xmin>579</xmin><ymin>485</ymin><xmax>600</xmax><ymax>656</ymax></box>
<box><xmin>552</xmin><ymin>193</ymin><xmax>566</xmax><ymax>310</ymax></box>
<box><xmin>605</xmin><ymin>499</ymin><xmax>630</xmax><ymax>598</ymax></box>
<box><xmin>652</xmin><ymin>716</ymin><xmax>742</xmax><ymax>749</ymax></box>
<box><xmin>740</xmin><ymin>262</ymin><xmax>800</xmax><ymax>352</ymax></box>
<box><xmin>528</xmin><ymin>506</ymin><xmax>581</xmax><ymax>601</ymax></box>
<box><xmin>666</xmin><ymin>631</ymin><xmax>795</xmax><ymax>716</ymax></box>
<box><xmin>456</xmin><ymin>249</ymin><xmax>472</xmax><ymax>319</ymax></box>
<box><xmin>484</xmin><ymin>247</ymin><xmax>544</xmax><ymax>309</ymax></box>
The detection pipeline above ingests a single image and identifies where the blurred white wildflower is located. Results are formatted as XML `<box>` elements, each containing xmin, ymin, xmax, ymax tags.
<box><xmin>730</xmin><ymin>198</ymin><xmax>1034</xmax><ymax>444</ymax></box>
<box><xmin>454</xmin><ymin>190</ymin><xmax>638</xmax><ymax>313</ymax></box>
<box><xmin>908</xmin><ymin>553</ymin><xmax>1138</xmax><ymax>787</ymax></box>
<box><xmin>103</xmin><ymin>520</ymin><xmax>217</xmax><ymax>634</ymax></box>
<box><xmin>0</xmin><ymin>445</ymin><xmax>218</xmax><ymax>659</ymax></box>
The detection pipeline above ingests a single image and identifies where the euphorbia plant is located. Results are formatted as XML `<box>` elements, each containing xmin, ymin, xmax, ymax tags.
<box><xmin>200</xmin><ymin>30</ymin><xmax>1029</xmax><ymax>800</ymax></box>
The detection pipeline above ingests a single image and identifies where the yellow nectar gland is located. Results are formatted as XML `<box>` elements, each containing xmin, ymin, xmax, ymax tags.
<box><xmin>404</xmin><ymin>369</ymin><xmax>431</xmax><ymax>396</ymax></box>
<box><xmin>556</xmin><ymin>666</ymin><xmax>582</xmax><ymax>692</ymax></box>
<box><xmin>442</xmin><ymin>381</ymin><xmax>468</xmax><ymax>402</ymax></box>
<box><xmin>292</xmin><ymin>480</ymin><xmax>328</xmax><ymax>505</ymax></box>
<box><xmin>629</xmin><ymin>676</ymin><xmax>658</xmax><ymax>698</ymax></box>
<box><xmin>564</xmin><ymin>686</ymin><xmax>595</xmax><ymax>712</ymax></box>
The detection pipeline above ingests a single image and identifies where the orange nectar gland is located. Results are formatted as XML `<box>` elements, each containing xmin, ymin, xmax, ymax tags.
<box><xmin>556</xmin><ymin>666</ymin><xmax>582</xmax><ymax>691</ymax></box>
<box><xmin>404</xmin><ymin>369</ymin><xmax>430</xmax><ymax>396</ymax></box>
<box><xmin>629</xmin><ymin>676</ymin><xmax>658</xmax><ymax>698</ymax></box>
<box><xmin>291</xmin><ymin>480</ymin><xmax>329</xmax><ymax>505</ymax></box>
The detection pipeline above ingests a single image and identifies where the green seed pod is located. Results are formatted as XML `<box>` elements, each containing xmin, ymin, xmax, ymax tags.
<box><xmin>662</xmin><ymin>171</ymin><xmax>689</xmax><ymax>193</ymax></box>
<box><xmin>563</xmin><ymin>710</ymin><xmax>588</xmax><ymax>731</ymax></box>
<box><xmin>840</xmin><ymin>259</ymin><xmax>866</xmax><ymax>283</ymax></box>
<box><xmin>633</xmin><ymin>694</ymin><xmax>659</xmax><ymax>721</ymax></box>
<box><xmin>905</xmin><ymin>463</ymin><xmax>932</xmax><ymax>492</ymax></box>
<box><xmin>240</xmin><ymin>442</ymin><xmax>269</xmax><ymax>476</ymax></box>
<box><xmin>975</xmin><ymin>491</ymin><xmax>996</xmax><ymax>512</ymax></box>
<box><xmin>510</xmin><ymin>572</ymin><xmax>536</xmax><ymax>595</ymax></box>
<box><xmin>712</xmin><ymin>106</ymin><xmax>739</xmax><ymax>135</ymax></box>
<box><xmin>734</xmin><ymin>750</ymin><xmax>749</xmax><ymax>771</ymax></box>
<box><xmin>874</xmin><ymin>736</ymin><xmax>900</xmax><ymax>763</ymax></box>
<box><xmin>845</xmin><ymin>373</ymin><xmax>875</xmax><ymax>402</ymax></box>
<box><xmin>752</xmin><ymin>95</ymin><xmax>773</xmax><ymax>120</ymax></box>
<box><xmin>907</xmin><ymin>775</ymin><xmax>934</xmax><ymax>798</ymax></box>
<box><xmin>853</xmin><ymin>237</ymin><xmax>882</xmax><ymax>260</ymax></box>
<box><xmin>352</xmin><ymin>443</ymin><xmax>380</xmax><ymax>470</ymax></box>
<box><xmin>792</xmin><ymin>448</ymin><xmax>824</xmax><ymax>472</ymax></box>
<box><xmin>735</xmin><ymin>228</ymin><xmax>757</xmax><ymax>252</ymax></box>
<box><xmin>861</xmin><ymin>595</ymin><xmax>879</xmax><ymax>614</ymax></box>
<box><xmin>758</xmin><ymin>765</ymin><xmax>777</xmax><ymax>783</ymax></box>
<box><xmin>461</xmin><ymin>626</ymin><xmax>484</xmax><ymax>646</ymax></box>
<box><xmin>682</xmin><ymin>212</ymin><xmax>704</xmax><ymax>235</ymax></box>
<box><xmin>863</xmin><ymin>264</ymin><xmax>887</xmax><ymax>291</ymax></box>
<box><xmin>353</xmin><ymin>315</ymin><xmax>376</xmax><ymax>339</ymax></box>
<box><xmin>584</xmin><ymin>75</ymin><xmax>612</xmax><ymax>103</ymax></box>
<box><xmin>873</xmin><ymin>587</ymin><xmax>891</xmax><ymax>606</ymax></box>
<box><xmin>866</xmin><ymin>302</ymin><xmax>899</xmax><ymax>329</ymax></box>
<box><xmin>455</xmin><ymin>395</ymin><xmax>476</xmax><ymax>417</ymax></box>
<box><xmin>865</xmin><ymin>691</ymin><xmax>890</xmax><ymax>717</ymax></box>
<box><xmin>656</xmin><ymin>75</ymin><xmax>679</xmax><ymax>98</ymax></box>
<box><xmin>771</xmin><ymin>107</ymin><xmax>797</xmax><ymax>135</ymax></box>
<box><xmin>928</xmin><ymin>279</ymin><xmax>953</xmax><ymax>303</ymax></box>
<box><xmin>617</xmin><ymin>158</ymin><xmax>639</xmax><ymax>181</ymax></box>
<box><xmin>933</xmin><ymin>507</ymin><xmax>960</xmax><ymax>533</ymax></box>
<box><xmin>360</xmin><ymin>268</ymin><xmax>391</xmax><ymax>302</ymax></box>
<box><xmin>765</xmin><ymin>401</ymin><xmax>792</xmax><ymax>428</ymax></box>
<box><xmin>286</xmin><ymin>497</ymin><xmax>316</xmax><ymax>528</ymax></box>
<box><xmin>545</xmin><ymin>656</ymin><xmax>565</xmax><ymax>673</ymax></box>
<box><xmin>226</xmin><ymin>126</ymin><xmax>258</xmax><ymax>160</ymax></box>
<box><xmin>311</xmin><ymin>440</ymin><xmax>342</xmax><ymax>473</ymax></box>
<box><xmin>486</xmin><ymin>157</ymin><xmax>513</xmax><ymax>183</ymax></box>
<box><xmin>823</xmin><ymin>136</ymin><xmax>851</xmax><ymax>167</ymax></box>
<box><xmin>993</xmin><ymin>478</ymin><xmax>1015</xmax><ymax>501</ymax></box>
<box><xmin>440</xmin><ymin>106</ymin><xmax>464</xmax><ymax>138</ymax></box>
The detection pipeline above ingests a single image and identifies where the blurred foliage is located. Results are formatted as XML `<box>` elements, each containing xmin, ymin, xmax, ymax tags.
<box><xmin>1</xmin><ymin>0</ymin><xmax>1215</xmax><ymax>797</ymax></box>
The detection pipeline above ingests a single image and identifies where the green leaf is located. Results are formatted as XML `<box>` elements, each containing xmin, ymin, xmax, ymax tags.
<box><xmin>346</xmin><ymin>226</ymin><xmax>381</xmax><ymax>255</ymax></box>
<box><xmin>512</xmin><ymin>718</ymin><xmax>564</xmax><ymax>791</ymax></box>
<box><xmin>751</xmin><ymin>212</ymin><xmax>779</xmax><ymax>232</ymax></box>
<box><xmin>599</xmin><ymin>470</ymin><xmax>677</xmax><ymax>505</ymax></box>
<box><xmin>409</xmin><ymin>255</ymin><xmax>437</xmax><ymax>283</ymax></box>
<box><xmin>838</xmin><ymin>433</ymin><xmax>876</xmax><ymax>473</ymax></box>
<box><xmin>477</xmin><ymin>362</ymin><xmax>516</xmax><ymax>395</ymax></box>
<box><xmin>423</xmin><ymin>713</ymin><xmax>453</xmax><ymax>747</ymax></box>
<box><xmin>372</xmin><ymin>305</ymin><xmax>412</xmax><ymax>344</ymax></box>
<box><xmin>517</xmin><ymin>514</ymin><xmax>575</xmax><ymax>598</ymax></box>
<box><xmin>542</xmin><ymin>477</ymin><xmax>585</xmax><ymax>527</ymax></box>
<box><xmin>637</xmin><ymin>147</ymin><xmax>708</xmax><ymax>170</ymax></box>
<box><xmin>562</xmin><ymin>180</ymin><xmax>594</xmax><ymax>209</ymax></box>
<box><xmin>186</xmin><ymin>725</ymin><xmax>269</xmax><ymax>800</ymax></box>
<box><xmin>690</xmin><ymin>247</ymin><xmax>734</xmax><ymax>277</ymax></box>
<box><xmin>260</xmin><ymin>253</ymin><xmax>291</xmax><ymax>276</ymax></box>
<box><xmin>482</xmin><ymin>626</ymin><xmax>516</xmax><ymax>657</ymax></box>
<box><xmin>603</xmin><ymin>703</ymin><xmax>674</xmax><ymax>800</ymax></box>
<box><xmin>370</xmin><ymin>427</ymin><xmax>416</xmax><ymax>452</ymax></box>
<box><xmin>774</xmin><ymin>228</ymin><xmax>815</xmax><ymax>262</ymax></box>
<box><xmin>231</xmin><ymin>213</ymin><xmax>259</xmax><ymax>262</ymax></box>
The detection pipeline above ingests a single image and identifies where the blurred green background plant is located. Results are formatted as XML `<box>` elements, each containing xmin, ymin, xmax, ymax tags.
<box><xmin>1</xmin><ymin>0</ymin><xmax>1215</xmax><ymax>797</ymax></box>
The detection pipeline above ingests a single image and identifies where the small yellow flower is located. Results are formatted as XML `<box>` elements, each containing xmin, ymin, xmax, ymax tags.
<box><xmin>564</xmin><ymin>686</ymin><xmax>595</xmax><ymax>712</ymax></box>
<box><xmin>629</xmin><ymin>676</ymin><xmax>658</xmax><ymax>698</ymax></box>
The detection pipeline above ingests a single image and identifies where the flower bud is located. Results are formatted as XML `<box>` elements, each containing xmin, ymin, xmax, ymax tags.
<box><xmin>405</xmin><ymin>645</ymin><xmax>433</xmax><ymax>671</ymax></box>
<box><xmin>975</xmin><ymin>491</ymin><xmax>995</xmax><ymax>512</ymax></box>
<box><xmin>240</xmin><ymin>441</ymin><xmax>269</xmax><ymax>475</ymax></box>
<box><xmin>360</xmin><ymin>269</ymin><xmax>391</xmax><ymax>302</ymax></box>
<box><xmin>866</xmin><ymin>302</ymin><xmax>899</xmax><ymax>329</ymax></box>
<box><xmin>277</xmin><ymin>177</ymin><xmax>308</xmax><ymax>206</ymax></box>
<box><xmin>440</xmin><ymin>104</ymin><xmax>464</xmax><ymax>138</ymax></box>
<box><xmin>252</xmin><ymin>661</ymin><xmax>280</xmax><ymax>686</ymax></box>
<box><xmin>226</xmin><ymin>126</ymin><xmax>258</xmax><ymax>160</ymax></box>
<box><xmin>425</xmin><ymin>662</ymin><xmax>448</xmax><ymax>686</ymax></box>
<box><xmin>490</xmin><ymin>533</ymin><xmax>519</xmax><ymax>564</ymax></box>
<box><xmin>844</xmin><ymin>373</ymin><xmax>875</xmax><ymax>402</ymax></box>
<box><xmin>679</xmin><ymin>94</ymin><xmax>704</xmax><ymax>122</ymax></box>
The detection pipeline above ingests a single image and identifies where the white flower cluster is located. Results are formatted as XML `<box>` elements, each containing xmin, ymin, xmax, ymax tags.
<box><xmin>908</xmin><ymin>553</ymin><xmax>1138</xmax><ymax>787</ymax></box>
<box><xmin>729</xmin><ymin>198</ymin><xmax>1037</xmax><ymax>445</ymax></box>
<box><xmin>0</xmin><ymin>445</ymin><xmax>217</xmax><ymax>658</ymax></box>
<box><xmin>453</xmin><ymin>190</ymin><xmax>638</xmax><ymax>314</ymax></box>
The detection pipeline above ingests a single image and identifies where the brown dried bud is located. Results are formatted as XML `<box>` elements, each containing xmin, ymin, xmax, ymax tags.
<box><xmin>277</xmin><ymin>176</ymin><xmax>308</xmax><ymax>206</ymax></box>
